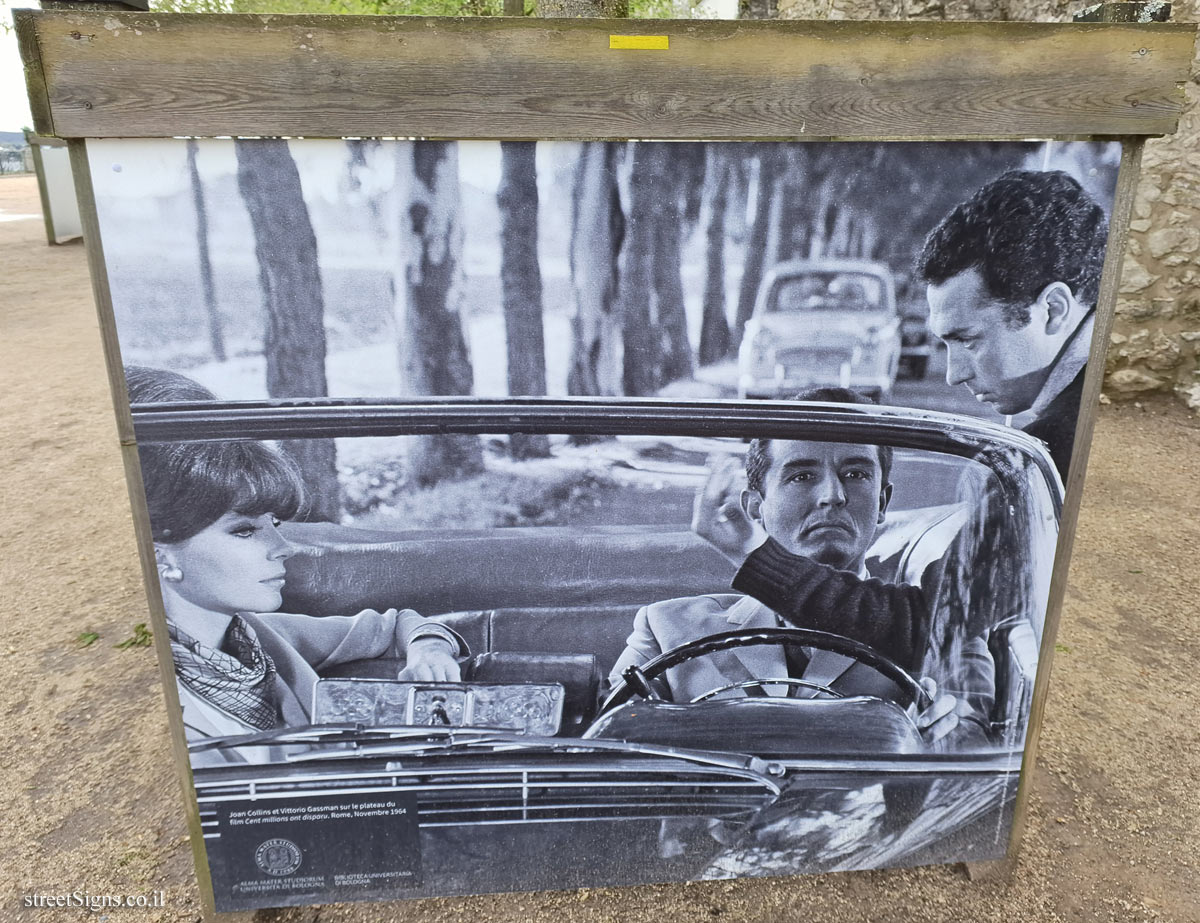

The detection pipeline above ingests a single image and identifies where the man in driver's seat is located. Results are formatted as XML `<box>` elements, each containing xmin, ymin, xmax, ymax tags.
<box><xmin>609</xmin><ymin>388</ymin><xmax>992</xmax><ymax>748</ymax></box>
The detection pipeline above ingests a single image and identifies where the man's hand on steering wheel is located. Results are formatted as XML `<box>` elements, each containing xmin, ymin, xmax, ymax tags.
<box><xmin>603</xmin><ymin>627</ymin><xmax>934</xmax><ymax>719</ymax></box>
<box><xmin>692</xmin><ymin>456</ymin><xmax>768</xmax><ymax>566</ymax></box>
<box><xmin>911</xmin><ymin>677</ymin><xmax>959</xmax><ymax>744</ymax></box>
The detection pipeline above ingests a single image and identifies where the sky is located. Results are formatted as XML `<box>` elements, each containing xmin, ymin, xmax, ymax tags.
<box><xmin>2</xmin><ymin>2</ymin><xmax>35</xmax><ymax>133</ymax></box>
<box><xmin>84</xmin><ymin>137</ymin><xmax>526</xmax><ymax>200</ymax></box>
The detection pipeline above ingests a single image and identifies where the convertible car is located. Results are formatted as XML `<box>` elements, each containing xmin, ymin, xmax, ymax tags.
<box><xmin>130</xmin><ymin>398</ymin><xmax>1058</xmax><ymax>910</ymax></box>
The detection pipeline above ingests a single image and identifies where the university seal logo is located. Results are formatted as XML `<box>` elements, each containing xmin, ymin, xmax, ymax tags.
<box><xmin>254</xmin><ymin>838</ymin><xmax>302</xmax><ymax>876</ymax></box>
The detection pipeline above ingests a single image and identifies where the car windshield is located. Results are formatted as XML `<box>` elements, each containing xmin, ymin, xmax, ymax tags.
<box><xmin>134</xmin><ymin>401</ymin><xmax>1057</xmax><ymax>762</ymax></box>
<box><xmin>334</xmin><ymin>435</ymin><xmax>981</xmax><ymax>525</ymax></box>
<box><xmin>769</xmin><ymin>272</ymin><xmax>886</xmax><ymax>314</ymax></box>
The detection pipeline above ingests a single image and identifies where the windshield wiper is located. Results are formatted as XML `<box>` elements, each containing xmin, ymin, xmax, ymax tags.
<box><xmin>188</xmin><ymin>723</ymin><xmax>495</xmax><ymax>752</ymax></box>
<box><xmin>191</xmin><ymin>725</ymin><xmax>785</xmax><ymax>791</ymax></box>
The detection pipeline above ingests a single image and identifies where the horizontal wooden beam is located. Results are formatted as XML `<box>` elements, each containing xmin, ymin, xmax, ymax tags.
<box><xmin>13</xmin><ymin>11</ymin><xmax>1197</xmax><ymax>140</ymax></box>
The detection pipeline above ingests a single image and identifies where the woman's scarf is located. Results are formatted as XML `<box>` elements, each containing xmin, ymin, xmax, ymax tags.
<box><xmin>168</xmin><ymin>615</ymin><xmax>279</xmax><ymax>731</ymax></box>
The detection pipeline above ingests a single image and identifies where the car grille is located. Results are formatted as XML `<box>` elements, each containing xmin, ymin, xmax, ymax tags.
<box><xmin>774</xmin><ymin>348</ymin><xmax>854</xmax><ymax>380</ymax></box>
<box><xmin>195</xmin><ymin>754</ymin><xmax>777</xmax><ymax>835</ymax></box>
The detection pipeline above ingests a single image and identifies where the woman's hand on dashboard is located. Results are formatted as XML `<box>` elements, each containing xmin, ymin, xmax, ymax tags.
<box><xmin>398</xmin><ymin>637</ymin><xmax>462</xmax><ymax>682</ymax></box>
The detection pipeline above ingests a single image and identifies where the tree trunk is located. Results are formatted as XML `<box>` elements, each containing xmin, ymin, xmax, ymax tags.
<box><xmin>764</xmin><ymin>170</ymin><xmax>787</xmax><ymax>264</ymax></box>
<box><xmin>732</xmin><ymin>148</ymin><xmax>780</xmax><ymax>352</ymax></box>
<box><xmin>827</xmin><ymin>202</ymin><xmax>855</xmax><ymax>258</ymax></box>
<box><xmin>698</xmin><ymin>148</ymin><xmax>731</xmax><ymax>366</ymax></box>
<box><xmin>621</xmin><ymin>143</ymin><xmax>693</xmax><ymax>395</ymax></box>
<box><xmin>397</xmin><ymin>141</ymin><xmax>484</xmax><ymax>486</ymax></box>
<box><xmin>651</xmin><ymin>148</ymin><xmax>694</xmax><ymax>387</ymax></box>
<box><xmin>498</xmin><ymin>141</ymin><xmax>551</xmax><ymax>459</ymax></box>
<box><xmin>677</xmin><ymin>143</ymin><xmax>707</xmax><ymax>233</ymax></box>
<box><xmin>234</xmin><ymin>138</ymin><xmax>339</xmax><ymax>523</ymax></box>
<box><xmin>187</xmin><ymin>139</ymin><xmax>225</xmax><ymax>363</ymax></box>
<box><xmin>725</xmin><ymin>157</ymin><xmax>750</xmax><ymax>247</ymax></box>
<box><xmin>546</xmin><ymin>0</ymin><xmax>627</xmax><ymax>399</ymax></box>
<box><xmin>621</xmin><ymin>143</ymin><xmax>660</xmax><ymax>397</ymax></box>
<box><xmin>567</xmin><ymin>142</ymin><xmax>625</xmax><ymax>396</ymax></box>
<box><xmin>771</xmin><ymin>147</ymin><xmax>820</xmax><ymax>263</ymax></box>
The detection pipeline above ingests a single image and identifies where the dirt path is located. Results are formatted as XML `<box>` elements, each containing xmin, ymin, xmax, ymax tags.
<box><xmin>1</xmin><ymin>173</ymin><xmax>1196</xmax><ymax>923</ymax></box>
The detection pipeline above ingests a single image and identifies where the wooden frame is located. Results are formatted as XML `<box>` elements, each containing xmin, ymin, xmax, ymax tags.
<box><xmin>24</xmin><ymin>131</ymin><xmax>83</xmax><ymax>245</ymax></box>
<box><xmin>14</xmin><ymin>13</ymin><xmax>1196</xmax><ymax>141</ymax></box>
<box><xmin>14</xmin><ymin>7</ymin><xmax>1196</xmax><ymax>914</ymax></box>
<box><xmin>26</xmin><ymin>132</ymin><xmax>63</xmax><ymax>245</ymax></box>
<box><xmin>1002</xmin><ymin>137</ymin><xmax>1145</xmax><ymax>879</ymax></box>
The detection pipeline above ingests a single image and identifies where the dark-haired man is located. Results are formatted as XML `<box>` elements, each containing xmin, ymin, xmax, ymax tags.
<box><xmin>918</xmin><ymin>169</ymin><xmax>1108</xmax><ymax>480</ymax></box>
<box><xmin>611</xmin><ymin>389</ymin><xmax>991</xmax><ymax>747</ymax></box>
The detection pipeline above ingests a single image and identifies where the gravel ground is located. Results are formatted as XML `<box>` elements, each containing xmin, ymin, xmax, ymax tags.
<box><xmin>1</xmin><ymin>173</ymin><xmax>1197</xmax><ymax>923</ymax></box>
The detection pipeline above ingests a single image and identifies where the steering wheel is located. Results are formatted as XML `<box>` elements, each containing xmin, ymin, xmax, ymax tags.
<box><xmin>689</xmin><ymin>677</ymin><xmax>843</xmax><ymax>703</ymax></box>
<box><xmin>599</xmin><ymin>626</ymin><xmax>931</xmax><ymax>715</ymax></box>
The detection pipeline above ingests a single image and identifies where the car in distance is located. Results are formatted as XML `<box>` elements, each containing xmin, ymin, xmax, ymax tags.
<box><xmin>896</xmin><ymin>283</ymin><xmax>934</xmax><ymax>380</ymax></box>
<box><xmin>738</xmin><ymin>260</ymin><xmax>902</xmax><ymax>402</ymax></box>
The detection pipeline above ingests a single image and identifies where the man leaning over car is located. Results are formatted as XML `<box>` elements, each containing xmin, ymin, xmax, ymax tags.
<box><xmin>610</xmin><ymin>388</ymin><xmax>993</xmax><ymax>749</ymax></box>
<box><xmin>920</xmin><ymin>169</ymin><xmax>1108</xmax><ymax>481</ymax></box>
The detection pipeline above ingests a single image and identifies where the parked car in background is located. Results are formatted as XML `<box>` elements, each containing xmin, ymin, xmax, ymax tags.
<box><xmin>898</xmin><ymin>303</ymin><xmax>933</xmax><ymax>380</ymax></box>
<box><xmin>738</xmin><ymin>260</ymin><xmax>902</xmax><ymax>402</ymax></box>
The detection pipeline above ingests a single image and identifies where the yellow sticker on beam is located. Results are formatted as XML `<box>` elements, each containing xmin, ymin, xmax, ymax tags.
<box><xmin>609</xmin><ymin>35</ymin><xmax>669</xmax><ymax>51</ymax></box>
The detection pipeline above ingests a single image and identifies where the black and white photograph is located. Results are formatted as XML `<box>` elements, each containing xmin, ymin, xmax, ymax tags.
<box><xmin>88</xmin><ymin>137</ymin><xmax>1119</xmax><ymax>909</ymax></box>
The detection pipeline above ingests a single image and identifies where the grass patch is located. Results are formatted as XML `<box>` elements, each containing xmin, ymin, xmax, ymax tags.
<box><xmin>75</xmin><ymin>631</ymin><xmax>100</xmax><ymax>648</ymax></box>
<box><xmin>115</xmin><ymin>623</ymin><xmax>153</xmax><ymax>649</ymax></box>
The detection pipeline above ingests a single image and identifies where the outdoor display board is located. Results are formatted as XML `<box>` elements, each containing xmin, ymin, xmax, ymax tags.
<box><xmin>25</xmin><ymin>132</ymin><xmax>82</xmax><ymax>244</ymax></box>
<box><xmin>15</xmin><ymin>9</ymin><xmax>1196</xmax><ymax>915</ymax></box>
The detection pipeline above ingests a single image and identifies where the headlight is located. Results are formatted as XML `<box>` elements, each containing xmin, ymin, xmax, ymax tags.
<box><xmin>750</xmin><ymin>327</ymin><xmax>773</xmax><ymax>348</ymax></box>
<box><xmin>744</xmin><ymin>328</ymin><xmax>774</xmax><ymax>366</ymax></box>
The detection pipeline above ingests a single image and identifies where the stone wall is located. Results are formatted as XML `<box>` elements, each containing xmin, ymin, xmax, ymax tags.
<box><xmin>777</xmin><ymin>0</ymin><xmax>1200</xmax><ymax>409</ymax></box>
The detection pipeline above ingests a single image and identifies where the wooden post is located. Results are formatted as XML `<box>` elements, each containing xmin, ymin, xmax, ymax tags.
<box><xmin>61</xmin><ymin>134</ymin><xmax>221</xmax><ymax>916</ymax></box>
<box><xmin>24</xmin><ymin>131</ymin><xmax>64</xmax><ymax>245</ymax></box>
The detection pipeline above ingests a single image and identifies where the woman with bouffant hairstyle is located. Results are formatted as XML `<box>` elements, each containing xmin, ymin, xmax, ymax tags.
<box><xmin>127</xmin><ymin>366</ymin><xmax>466</xmax><ymax>764</ymax></box>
